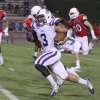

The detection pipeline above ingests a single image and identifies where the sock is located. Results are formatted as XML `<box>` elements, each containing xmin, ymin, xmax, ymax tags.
<box><xmin>34</xmin><ymin>52</ymin><xmax>37</xmax><ymax>57</ymax></box>
<box><xmin>78</xmin><ymin>78</ymin><xmax>87</xmax><ymax>86</ymax></box>
<box><xmin>76</xmin><ymin>60</ymin><xmax>80</xmax><ymax>67</ymax></box>
<box><xmin>46</xmin><ymin>75</ymin><xmax>56</xmax><ymax>86</ymax></box>
<box><xmin>56</xmin><ymin>75</ymin><xmax>64</xmax><ymax>85</ymax></box>
<box><xmin>0</xmin><ymin>53</ymin><xmax>4</xmax><ymax>65</ymax></box>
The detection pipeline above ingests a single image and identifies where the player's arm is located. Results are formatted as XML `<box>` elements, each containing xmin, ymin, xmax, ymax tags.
<box><xmin>61</xmin><ymin>28</ymin><xmax>73</xmax><ymax>45</ymax></box>
<box><xmin>26</xmin><ymin>30</ymin><xmax>36</xmax><ymax>42</ymax></box>
<box><xmin>84</xmin><ymin>20</ymin><xmax>97</xmax><ymax>40</ymax></box>
<box><xmin>55</xmin><ymin>23</ymin><xmax>67</xmax><ymax>33</ymax></box>
<box><xmin>54</xmin><ymin>24</ymin><xmax>68</xmax><ymax>45</ymax></box>
<box><xmin>58</xmin><ymin>19</ymin><xmax>74</xmax><ymax>45</ymax></box>
<box><xmin>58</xmin><ymin>28</ymin><xmax>73</xmax><ymax>45</ymax></box>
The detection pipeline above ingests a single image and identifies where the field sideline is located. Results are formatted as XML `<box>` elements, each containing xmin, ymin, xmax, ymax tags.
<box><xmin>0</xmin><ymin>43</ymin><xmax>100</xmax><ymax>100</ymax></box>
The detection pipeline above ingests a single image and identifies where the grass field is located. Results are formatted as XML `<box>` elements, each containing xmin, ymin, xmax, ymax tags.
<box><xmin>0</xmin><ymin>43</ymin><xmax>100</xmax><ymax>100</ymax></box>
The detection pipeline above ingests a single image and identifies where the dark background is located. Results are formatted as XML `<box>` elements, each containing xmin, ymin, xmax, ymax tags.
<box><xmin>44</xmin><ymin>0</ymin><xmax>100</xmax><ymax>24</ymax></box>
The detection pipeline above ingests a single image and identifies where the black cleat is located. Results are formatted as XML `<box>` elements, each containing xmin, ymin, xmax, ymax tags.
<box><xmin>32</xmin><ymin>56</ymin><xmax>37</xmax><ymax>60</ymax></box>
<box><xmin>86</xmin><ymin>78</ymin><xmax>95</xmax><ymax>94</ymax></box>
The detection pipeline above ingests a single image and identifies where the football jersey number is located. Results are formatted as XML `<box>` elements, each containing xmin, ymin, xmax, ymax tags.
<box><xmin>41</xmin><ymin>34</ymin><xmax>48</xmax><ymax>46</ymax></box>
<box><xmin>74</xmin><ymin>24</ymin><xmax>82</xmax><ymax>32</ymax></box>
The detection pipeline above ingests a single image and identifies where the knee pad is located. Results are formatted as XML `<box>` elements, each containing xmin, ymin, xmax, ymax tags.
<box><xmin>35</xmin><ymin>64</ymin><xmax>50</xmax><ymax>77</ymax></box>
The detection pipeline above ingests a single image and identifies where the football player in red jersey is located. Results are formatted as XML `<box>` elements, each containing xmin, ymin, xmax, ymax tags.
<box><xmin>59</xmin><ymin>7</ymin><xmax>97</xmax><ymax>71</ymax></box>
<box><xmin>23</xmin><ymin>6</ymin><xmax>42</xmax><ymax>60</ymax></box>
<box><xmin>0</xmin><ymin>10</ymin><xmax>9</xmax><ymax>65</ymax></box>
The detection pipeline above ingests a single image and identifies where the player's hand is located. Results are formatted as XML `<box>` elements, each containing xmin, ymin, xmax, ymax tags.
<box><xmin>26</xmin><ymin>32</ymin><xmax>33</xmax><ymax>38</ymax></box>
<box><xmin>92</xmin><ymin>35</ymin><xmax>97</xmax><ymax>40</ymax></box>
<box><xmin>26</xmin><ymin>32</ymin><xmax>35</xmax><ymax>42</ymax></box>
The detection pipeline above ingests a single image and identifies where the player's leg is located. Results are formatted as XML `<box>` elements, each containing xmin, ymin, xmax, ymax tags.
<box><xmin>32</xmin><ymin>44</ymin><xmax>38</xmax><ymax>60</ymax></box>
<box><xmin>73</xmin><ymin>40</ymin><xmax>81</xmax><ymax>71</ymax></box>
<box><xmin>33</xmin><ymin>40</ymin><xmax>41</xmax><ymax>60</ymax></box>
<box><xmin>48</xmin><ymin>65</ymin><xmax>64</xmax><ymax>90</ymax></box>
<box><xmin>88</xmin><ymin>36</ymin><xmax>94</xmax><ymax>52</ymax></box>
<box><xmin>52</xmin><ymin>61</ymin><xmax>95</xmax><ymax>94</ymax></box>
<box><xmin>35</xmin><ymin>51</ymin><xmax>61</xmax><ymax>96</ymax></box>
<box><xmin>67</xmin><ymin>43</ymin><xmax>74</xmax><ymax>54</ymax></box>
<box><xmin>35</xmin><ymin>64</ymin><xmax>58</xmax><ymax>96</ymax></box>
<box><xmin>41</xmin><ymin>51</ymin><xmax>64</xmax><ymax>91</ymax></box>
<box><xmin>66</xmin><ymin>67</ymin><xmax>79</xmax><ymax>77</ymax></box>
<box><xmin>0</xmin><ymin>32</ymin><xmax>4</xmax><ymax>65</ymax></box>
<box><xmin>66</xmin><ymin>74</ymin><xmax>95</xmax><ymax>94</ymax></box>
<box><xmin>88</xmin><ymin>42</ymin><xmax>93</xmax><ymax>52</ymax></box>
<box><xmin>57</xmin><ymin>66</ymin><xmax>80</xmax><ymax>87</ymax></box>
<box><xmin>82</xmin><ymin>36</ymin><xmax>89</xmax><ymax>55</ymax></box>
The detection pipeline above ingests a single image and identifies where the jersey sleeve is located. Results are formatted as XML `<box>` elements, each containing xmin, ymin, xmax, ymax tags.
<box><xmin>79</xmin><ymin>14</ymin><xmax>88</xmax><ymax>23</ymax></box>
<box><xmin>49</xmin><ymin>17</ymin><xmax>60</xmax><ymax>26</ymax></box>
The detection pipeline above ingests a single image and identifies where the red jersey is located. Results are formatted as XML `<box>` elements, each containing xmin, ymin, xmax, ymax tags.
<box><xmin>23</xmin><ymin>15</ymin><xmax>33</xmax><ymax>32</ymax></box>
<box><xmin>68</xmin><ymin>14</ymin><xmax>89</xmax><ymax>37</ymax></box>
<box><xmin>23</xmin><ymin>15</ymin><xmax>41</xmax><ymax>48</ymax></box>
<box><xmin>0</xmin><ymin>10</ymin><xmax>6</xmax><ymax>32</ymax></box>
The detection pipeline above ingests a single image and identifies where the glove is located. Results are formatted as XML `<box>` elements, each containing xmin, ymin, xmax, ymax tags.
<box><xmin>92</xmin><ymin>35</ymin><xmax>97</xmax><ymax>40</ymax></box>
<box><xmin>3</xmin><ymin>27</ymin><xmax>9</xmax><ymax>36</ymax></box>
<box><xmin>26</xmin><ymin>32</ymin><xmax>35</xmax><ymax>42</ymax></box>
<box><xmin>26</xmin><ymin>32</ymin><xmax>33</xmax><ymax>38</ymax></box>
<box><xmin>91</xmin><ymin>30</ymin><xmax>97</xmax><ymax>40</ymax></box>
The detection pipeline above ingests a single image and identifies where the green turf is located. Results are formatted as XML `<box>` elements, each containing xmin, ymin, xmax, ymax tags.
<box><xmin>0</xmin><ymin>43</ymin><xmax>100</xmax><ymax>100</ymax></box>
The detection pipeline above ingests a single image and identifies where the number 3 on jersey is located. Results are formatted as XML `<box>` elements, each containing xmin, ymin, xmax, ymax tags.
<box><xmin>41</xmin><ymin>34</ymin><xmax>48</xmax><ymax>46</ymax></box>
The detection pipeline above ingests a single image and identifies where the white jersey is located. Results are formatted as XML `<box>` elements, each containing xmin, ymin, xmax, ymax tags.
<box><xmin>31</xmin><ymin>17</ymin><xmax>60</xmax><ymax>53</ymax></box>
<box><xmin>66</xmin><ymin>36</ymin><xmax>75</xmax><ymax>46</ymax></box>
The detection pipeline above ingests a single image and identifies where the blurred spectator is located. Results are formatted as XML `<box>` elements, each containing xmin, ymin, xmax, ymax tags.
<box><xmin>23</xmin><ymin>2</ymin><xmax>30</xmax><ymax>16</ymax></box>
<box><xmin>7</xmin><ymin>3</ymin><xmax>14</xmax><ymax>14</ymax></box>
<box><xmin>0</xmin><ymin>0</ymin><xmax>30</xmax><ymax>16</ymax></box>
<box><xmin>1</xmin><ymin>4</ymin><xmax>7</xmax><ymax>11</ymax></box>
<box><xmin>0</xmin><ymin>0</ymin><xmax>5</xmax><ymax>2</ymax></box>
<box><xmin>94</xmin><ymin>23</ymin><xmax>100</xmax><ymax>44</ymax></box>
<box><xmin>24</xmin><ymin>0</ymin><xmax>29</xmax><ymax>3</ymax></box>
<box><xmin>14</xmin><ymin>5</ymin><xmax>19</xmax><ymax>14</ymax></box>
<box><xmin>18</xmin><ymin>5</ymin><xmax>24</xmax><ymax>16</ymax></box>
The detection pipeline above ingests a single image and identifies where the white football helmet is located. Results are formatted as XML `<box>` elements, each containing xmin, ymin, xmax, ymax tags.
<box><xmin>69</xmin><ymin>7</ymin><xmax>79</xmax><ymax>19</ymax></box>
<box><xmin>38</xmin><ymin>9</ymin><xmax>52</xmax><ymax>23</ymax></box>
<box><xmin>31</xmin><ymin>6</ymin><xmax>41</xmax><ymax>18</ymax></box>
<box><xmin>35</xmin><ymin>9</ymin><xmax>52</xmax><ymax>26</ymax></box>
